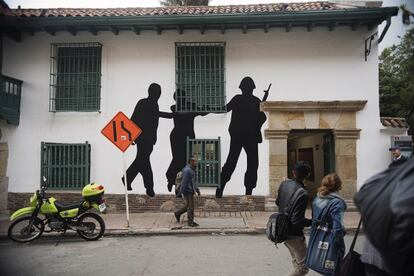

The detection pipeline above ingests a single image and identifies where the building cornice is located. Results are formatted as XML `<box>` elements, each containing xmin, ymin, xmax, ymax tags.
<box><xmin>261</xmin><ymin>100</ymin><xmax>367</xmax><ymax>113</ymax></box>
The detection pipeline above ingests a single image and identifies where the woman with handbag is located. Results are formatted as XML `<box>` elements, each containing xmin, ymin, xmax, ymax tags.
<box><xmin>305</xmin><ymin>173</ymin><xmax>347</xmax><ymax>276</ymax></box>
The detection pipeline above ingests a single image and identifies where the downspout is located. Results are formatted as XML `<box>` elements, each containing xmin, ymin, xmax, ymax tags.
<box><xmin>378</xmin><ymin>17</ymin><xmax>392</xmax><ymax>43</ymax></box>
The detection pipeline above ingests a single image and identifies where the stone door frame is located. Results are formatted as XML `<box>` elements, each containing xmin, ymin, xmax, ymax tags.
<box><xmin>261</xmin><ymin>101</ymin><xmax>367</xmax><ymax>200</ymax></box>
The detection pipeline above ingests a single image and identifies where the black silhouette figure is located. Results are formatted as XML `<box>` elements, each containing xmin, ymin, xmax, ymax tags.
<box><xmin>161</xmin><ymin>90</ymin><xmax>207</xmax><ymax>192</ymax></box>
<box><xmin>216</xmin><ymin>77</ymin><xmax>270</xmax><ymax>197</ymax></box>
<box><xmin>123</xmin><ymin>83</ymin><xmax>170</xmax><ymax>197</ymax></box>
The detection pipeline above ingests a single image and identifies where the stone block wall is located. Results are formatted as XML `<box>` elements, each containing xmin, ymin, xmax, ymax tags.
<box><xmin>8</xmin><ymin>192</ymin><xmax>266</xmax><ymax>213</ymax></box>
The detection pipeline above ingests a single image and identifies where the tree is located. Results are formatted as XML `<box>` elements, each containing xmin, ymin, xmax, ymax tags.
<box><xmin>379</xmin><ymin>28</ymin><xmax>414</xmax><ymax>120</ymax></box>
<box><xmin>160</xmin><ymin>0</ymin><xmax>210</xmax><ymax>6</ymax></box>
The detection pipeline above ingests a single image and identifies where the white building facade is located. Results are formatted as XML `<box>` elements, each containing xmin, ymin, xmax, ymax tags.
<box><xmin>0</xmin><ymin>2</ymin><xmax>399</xmax><ymax>211</ymax></box>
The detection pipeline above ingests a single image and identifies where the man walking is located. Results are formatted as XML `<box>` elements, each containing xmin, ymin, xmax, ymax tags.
<box><xmin>276</xmin><ymin>162</ymin><xmax>312</xmax><ymax>276</ymax></box>
<box><xmin>175</xmin><ymin>157</ymin><xmax>200</xmax><ymax>227</ymax></box>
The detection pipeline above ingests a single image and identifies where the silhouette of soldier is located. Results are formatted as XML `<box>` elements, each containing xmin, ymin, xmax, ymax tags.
<box><xmin>216</xmin><ymin>77</ymin><xmax>269</xmax><ymax>197</ymax></box>
<box><xmin>161</xmin><ymin>90</ymin><xmax>207</xmax><ymax>192</ymax></box>
<box><xmin>123</xmin><ymin>83</ymin><xmax>170</xmax><ymax>197</ymax></box>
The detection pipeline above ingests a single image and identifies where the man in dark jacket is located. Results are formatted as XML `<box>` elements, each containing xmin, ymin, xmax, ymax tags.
<box><xmin>276</xmin><ymin>162</ymin><xmax>312</xmax><ymax>276</ymax></box>
<box><xmin>388</xmin><ymin>146</ymin><xmax>408</xmax><ymax>168</ymax></box>
<box><xmin>174</xmin><ymin>157</ymin><xmax>200</xmax><ymax>227</ymax></box>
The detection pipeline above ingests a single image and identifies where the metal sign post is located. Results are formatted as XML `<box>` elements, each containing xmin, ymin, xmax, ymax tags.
<box><xmin>122</xmin><ymin>149</ymin><xmax>130</xmax><ymax>227</ymax></box>
<box><xmin>101</xmin><ymin>112</ymin><xmax>142</xmax><ymax>229</ymax></box>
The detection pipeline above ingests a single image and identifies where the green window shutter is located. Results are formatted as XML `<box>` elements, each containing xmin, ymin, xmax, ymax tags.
<box><xmin>187</xmin><ymin>137</ymin><xmax>221</xmax><ymax>187</ymax></box>
<box><xmin>50</xmin><ymin>43</ymin><xmax>102</xmax><ymax>112</ymax></box>
<box><xmin>175</xmin><ymin>42</ymin><xmax>226</xmax><ymax>113</ymax></box>
<box><xmin>41</xmin><ymin>142</ymin><xmax>91</xmax><ymax>189</ymax></box>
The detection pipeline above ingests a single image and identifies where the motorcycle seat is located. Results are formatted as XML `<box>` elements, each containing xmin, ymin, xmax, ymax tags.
<box><xmin>55</xmin><ymin>201</ymin><xmax>84</xmax><ymax>211</ymax></box>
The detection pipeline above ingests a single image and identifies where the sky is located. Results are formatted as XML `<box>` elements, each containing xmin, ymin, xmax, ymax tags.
<box><xmin>5</xmin><ymin>0</ymin><xmax>414</xmax><ymax>51</ymax></box>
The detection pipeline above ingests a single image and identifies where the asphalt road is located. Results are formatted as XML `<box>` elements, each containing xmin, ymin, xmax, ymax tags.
<box><xmin>0</xmin><ymin>234</ymin><xmax>365</xmax><ymax>276</ymax></box>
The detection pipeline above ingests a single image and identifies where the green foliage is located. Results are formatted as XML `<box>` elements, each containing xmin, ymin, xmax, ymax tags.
<box><xmin>379</xmin><ymin>28</ymin><xmax>414</xmax><ymax>119</ymax></box>
<box><xmin>160</xmin><ymin>0</ymin><xmax>210</xmax><ymax>6</ymax></box>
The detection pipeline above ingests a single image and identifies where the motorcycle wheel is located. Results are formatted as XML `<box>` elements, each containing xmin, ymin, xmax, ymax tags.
<box><xmin>76</xmin><ymin>212</ymin><xmax>105</xmax><ymax>241</ymax></box>
<box><xmin>8</xmin><ymin>216</ymin><xmax>45</xmax><ymax>243</ymax></box>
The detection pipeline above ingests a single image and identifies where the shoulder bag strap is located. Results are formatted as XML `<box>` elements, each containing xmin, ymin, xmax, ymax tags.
<box><xmin>319</xmin><ymin>198</ymin><xmax>337</xmax><ymax>226</ymax></box>
<box><xmin>349</xmin><ymin>217</ymin><xmax>363</xmax><ymax>253</ymax></box>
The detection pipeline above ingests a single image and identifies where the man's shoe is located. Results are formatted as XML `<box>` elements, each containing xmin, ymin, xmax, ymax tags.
<box><xmin>215</xmin><ymin>188</ymin><xmax>223</xmax><ymax>198</ymax></box>
<box><xmin>146</xmin><ymin>188</ymin><xmax>155</xmax><ymax>197</ymax></box>
<box><xmin>188</xmin><ymin>221</ymin><xmax>199</xmax><ymax>227</ymax></box>
<box><xmin>174</xmin><ymin>212</ymin><xmax>180</xmax><ymax>223</ymax></box>
<box><xmin>245</xmin><ymin>187</ymin><xmax>253</xmax><ymax>195</ymax></box>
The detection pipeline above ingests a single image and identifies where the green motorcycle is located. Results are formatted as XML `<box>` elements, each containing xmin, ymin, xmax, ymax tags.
<box><xmin>8</xmin><ymin>177</ymin><xmax>107</xmax><ymax>243</ymax></box>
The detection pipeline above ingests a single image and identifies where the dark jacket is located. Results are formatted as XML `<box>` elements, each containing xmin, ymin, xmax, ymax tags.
<box><xmin>179</xmin><ymin>164</ymin><xmax>199</xmax><ymax>195</ymax></box>
<box><xmin>388</xmin><ymin>155</ymin><xmax>408</xmax><ymax>168</ymax></box>
<box><xmin>276</xmin><ymin>179</ymin><xmax>312</xmax><ymax>237</ymax></box>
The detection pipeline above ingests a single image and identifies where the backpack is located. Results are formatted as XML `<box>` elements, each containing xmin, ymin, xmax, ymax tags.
<box><xmin>175</xmin><ymin>170</ymin><xmax>183</xmax><ymax>195</ymax></box>
<box><xmin>266</xmin><ymin>212</ymin><xmax>289</xmax><ymax>243</ymax></box>
<box><xmin>267</xmin><ymin>186</ymin><xmax>303</xmax><ymax>244</ymax></box>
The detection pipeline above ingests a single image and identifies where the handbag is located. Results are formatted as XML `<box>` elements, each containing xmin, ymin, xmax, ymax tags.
<box><xmin>338</xmin><ymin>218</ymin><xmax>365</xmax><ymax>276</ymax></box>
<box><xmin>305</xmin><ymin>199</ymin><xmax>344</xmax><ymax>275</ymax></box>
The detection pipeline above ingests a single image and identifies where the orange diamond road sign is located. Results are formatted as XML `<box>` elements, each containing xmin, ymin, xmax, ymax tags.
<box><xmin>101</xmin><ymin>112</ymin><xmax>142</xmax><ymax>152</ymax></box>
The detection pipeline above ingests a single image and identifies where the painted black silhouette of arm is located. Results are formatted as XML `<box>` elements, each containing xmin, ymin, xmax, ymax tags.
<box><xmin>159</xmin><ymin>105</ymin><xmax>174</xmax><ymax>119</ymax></box>
<box><xmin>159</xmin><ymin>111</ymin><xmax>173</xmax><ymax>119</ymax></box>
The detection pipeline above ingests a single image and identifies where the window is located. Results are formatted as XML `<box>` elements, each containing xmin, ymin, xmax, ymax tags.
<box><xmin>187</xmin><ymin>138</ymin><xmax>221</xmax><ymax>187</ymax></box>
<box><xmin>175</xmin><ymin>42</ymin><xmax>226</xmax><ymax>113</ymax></box>
<box><xmin>50</xmin><ymin>42</ymin><xmax>102</xmax><ymax>112</ymax></box>
<box><xmin>41</xmin><ymin>142</ymin><xmax>91</xmax><ymax>189</ymax></box>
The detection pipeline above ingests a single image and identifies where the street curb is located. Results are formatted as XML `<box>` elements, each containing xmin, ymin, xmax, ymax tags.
<box><xmin>0</xmin><ymin>226</ymin><xmax>362</xmax><ymax>241</ymax></box>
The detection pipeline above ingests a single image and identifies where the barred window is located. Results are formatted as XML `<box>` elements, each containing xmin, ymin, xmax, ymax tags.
<box><xmin>41</xmin><ymin>142</ymin><xmax>91</xmax><ymax>189</ymax></box>
<box><xmin>175</xmin><ymin>42</ymin><xmax>226</xmax><ymax>113</ymax></box>
<box><xmin>50</xmin><ymin>42</ymin><xmax>102</xmax><ymax>112</ymax></box>
<box><xmin>187</xmin><ymin>138</ymin><xmax>221</xmax><ymax>187</ymax></box>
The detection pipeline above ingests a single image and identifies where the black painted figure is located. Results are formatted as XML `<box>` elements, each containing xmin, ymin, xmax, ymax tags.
<box><xmin>216</xmin><ymin>77</ymin><xmax>269</xmax><ymax>197</ymax></box>
<box><xmin>123</xmin><ymin>83</ymin><xmax>170</xmax><ymax>197</ymax></box>
<box><xmin>161</xmin><ymin>91</ymin><xmax>207</xmax><ymax>192</ymax></box>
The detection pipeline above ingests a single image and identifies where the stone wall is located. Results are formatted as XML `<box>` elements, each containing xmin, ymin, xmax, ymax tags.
<box><xmin>8</xmin><ymin>192</ymin><xmax>265</xmax><ymax>213</ymax></box>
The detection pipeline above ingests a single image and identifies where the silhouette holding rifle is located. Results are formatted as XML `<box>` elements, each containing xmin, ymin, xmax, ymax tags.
<box><xmin>216</xmin><ymin>77</ymin><xmax>270</xmax><ymax>197</ymax></box>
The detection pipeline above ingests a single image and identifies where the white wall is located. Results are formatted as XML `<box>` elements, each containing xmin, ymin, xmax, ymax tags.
<box><xmin>1</xmin><ymin>26</ymin><xmax>383</xmax><ymax>195</ymax></box>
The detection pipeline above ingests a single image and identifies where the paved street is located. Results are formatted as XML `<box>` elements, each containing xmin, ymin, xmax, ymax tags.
<box><xmin>0</xmin><ymin>234</ymin><xmax>365</xmax><ymax>276</ymax></box>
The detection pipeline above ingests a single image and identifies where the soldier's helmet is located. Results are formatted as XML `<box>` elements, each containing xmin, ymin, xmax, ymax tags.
<box><xmin>239</xmin><ymin>77</ymin><xmax>256</xmax><ymax>93</ymax></box>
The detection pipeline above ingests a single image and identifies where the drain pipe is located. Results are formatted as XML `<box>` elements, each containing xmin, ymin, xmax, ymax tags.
<box><xmin>378</xmin><ymin>17</ymin><xmax>392</xmax><ymax>43</ymax></box>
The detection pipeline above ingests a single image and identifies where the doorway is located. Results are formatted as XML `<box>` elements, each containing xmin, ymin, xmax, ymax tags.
<box><xmin>287</xmin><ymin>129</ymin><xmax>335</xmax><ymax>199</ymax></box>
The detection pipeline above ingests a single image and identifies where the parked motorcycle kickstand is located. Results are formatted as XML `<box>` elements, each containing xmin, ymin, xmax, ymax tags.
<box><xmin>55</xmin><ymin>226</ymin><xmax>68</xmax><ymax>246</ymax></box>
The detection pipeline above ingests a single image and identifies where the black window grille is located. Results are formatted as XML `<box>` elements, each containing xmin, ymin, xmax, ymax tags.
<box><xmin>41</xmin><ymin>142</ymin><xmax>91</xmax><ymax>189</ymax></box>
<box><xmin>175</xmin><ymin>42</ymin><xmax>226</xmax><ymax>113</ymax></box>
<box><xmin>50</xmin><ymin>42</ymin><xmax>102</xmax><ymax>112</ymax></box>
<box><xmin>187</xmin><ymin>138</ymin><xmax>221</xmax><ymax>187</ymax></box>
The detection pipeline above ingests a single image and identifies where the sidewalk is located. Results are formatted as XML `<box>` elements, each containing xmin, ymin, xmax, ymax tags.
<box><xmin>0</xmin><ymin>210</ymin><xmax>361</xmax><ymax>238</ymax></box>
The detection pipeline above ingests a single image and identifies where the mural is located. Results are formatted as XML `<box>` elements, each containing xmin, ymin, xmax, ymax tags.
<box><xmin>122</xmin><ymin>83</ymin><xmax>170</xmax><ymax>197</ymax></box>
<box><xmin>161</xmin><ymin>90</ymin><xmax>207</xmax><ymax>192</ymax></box>
<box><xmin>124</xmin><ymin>78</ymin><xmax>269</xmax><ymax>197</ymax></box>
<box><xmin>215</xmin><ymin>77</ymin><xmax>269</xmax><ymax>197</ymax></box>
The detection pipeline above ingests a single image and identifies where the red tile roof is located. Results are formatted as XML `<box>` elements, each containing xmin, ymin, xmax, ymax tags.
<box><xmin>1</xmin><ymin>2</ymin><xmax>358</xmax><ymax>18</ymax></box>
<box><xmin>381</xmin><ymin>117</ymin><xmax>409</xmax><ymax>128</ymax></box>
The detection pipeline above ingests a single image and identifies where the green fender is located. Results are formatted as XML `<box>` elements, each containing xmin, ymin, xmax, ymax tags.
<box><xmin>10</xmin><ymin>207</ymin><xmax>36</xmax><ymax>221</ymax></box>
